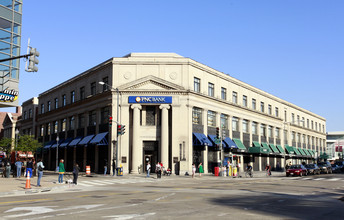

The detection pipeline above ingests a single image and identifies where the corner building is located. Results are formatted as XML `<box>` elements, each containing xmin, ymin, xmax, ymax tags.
<box><xmin>35</xmin><ymin>53</ymin><xmax>326</xmax><ymax>174</ymax></box>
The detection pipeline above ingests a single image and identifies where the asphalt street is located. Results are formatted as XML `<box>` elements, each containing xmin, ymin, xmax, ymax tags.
<box><xmin>1</xmin><ymin>173</ymin><xmax>344</xmax><ymax>220</ymax></box>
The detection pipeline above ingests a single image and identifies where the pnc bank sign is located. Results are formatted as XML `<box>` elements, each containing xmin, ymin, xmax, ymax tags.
<box><xmin>128</xmin><ymin>96</ymin><xmax>172</xmax><ymax>104</ymax></box>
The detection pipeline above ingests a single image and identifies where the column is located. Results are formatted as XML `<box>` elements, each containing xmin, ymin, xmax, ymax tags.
<box><xmin>131</xmin><ymin>104</ymin><xmax>142</xmax><ymax>174</ymax></box>
<box><xmin>159</xmin><ymin>104</ymin><xmax>170</xmax><ymax>169</ymax></box>
<box><xmin>203</xmin><ymin>109</ymin><xmax>208</xmax><ymax>173</ymax></box>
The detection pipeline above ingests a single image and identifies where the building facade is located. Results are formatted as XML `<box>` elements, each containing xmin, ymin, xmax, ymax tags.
<box><xmin>24</xmin><ymin>53</ymin><xmax>325</xmax><ymax>174</ymax></box>
<box><xmin>326</xmin><ymin>131</ymin><xmax>344</xmax><ymax>161</ymax></box>
<box><xmin>0</xmin><ymin>0</ymin><xmax>22</xmax><ymax>107</ymax></box>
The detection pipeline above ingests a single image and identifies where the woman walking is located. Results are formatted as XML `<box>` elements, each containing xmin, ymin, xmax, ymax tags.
<box><xmin>198</xmin><ymin>162</ymin><xmax>204</xmax><ymax>177</ymax></box>
<box><xmin>36</xmin><ymin>159</ymin><xmax>44</xmax><ymax>187</ymax></box>
<box><xmin>58</xmin><ymin>159</ymin><xmax>65</xmax><ymax>184</ymax></box>
<box><xmin>192</xmin><ymin>164</ymin><xmax>196</xmax><ymax>178</ymax></box>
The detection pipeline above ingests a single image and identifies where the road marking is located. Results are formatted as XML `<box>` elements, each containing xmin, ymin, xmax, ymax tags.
<box><xmin>81</xmin><ymin>181</ymin><xmax>106</xmax><ymax>186</ymax></box>
<box><xmin>326</xmin><ymin>178</ymin><xmax>340</xmax><ymax>181</ymax></box>
<box><xmin>103</xmin><ymin>212</ymin><xmax>156</xmax><ymax>219</ymax></box>
<box><xmin>313</xmin><ymin>178</ymin><xmax>325</xmax><ymax>181</ymax></box>
<box><xmin>0</xmin><ymin>198</ymin><xmax>51</xmax><ymax>205</ymax></box>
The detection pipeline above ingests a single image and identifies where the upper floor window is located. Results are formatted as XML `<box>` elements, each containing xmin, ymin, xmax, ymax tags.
<box><xmin>80</xmin><ymin>87</ymin><xmax>85</xmax><ymax>100</ymax></box>
<box><xmin>54</xmin><ymin>98</ymin><xmax>58</xmax><ymax>109</ymax></box>
<box><xmin>315</xmin><ymin>122</ymin><xmax>318</xmax><ymax>131</ymax></box>
<box><xmin>208</xmin><ymin>83</ymin><xmax>214</xmax><ymax>97</ymax></box>
<box><xmin>54</xmin><ymin>121</ymin><xmax>58</xmax><ymax>133</ymax></box>
<box><xmin>221</xmin><ymin>87</ymin><xmax>227</xmax><ymax>100</ymax></box>
<box><xmin>91</xmin><ymin>82</ymin><xmax>96</xmax><ymax>96</ymax></box>
<box><xmin>78</xmin><ymin>114</ymin><xmax>85</xmax><ymax>128</ymax></box>
<box><xmin>232</xmin><ymin>91</ymin><xmax>237</xmax><ymax>104</ymax></box>
<box><xmin>146</xmin><ymin>106</ymin><xmax>156</xmax><ymax>126</ymax></box>
<box><xmin>252</xmin><ymin>122</ymin><xmax>258</xmax><ymax>135</ymax></box>
<box><xmin>62</xmin><ymin>94</ymin><xmax>66</xmax><ymax>107</ymax></box>
<box><xmin>260</xmin><ymin>124</ymin><xmax>266</xmax><ymax>137</ymax></box>
<box><xmin>41</xmin><ymin>104</ymin><xmax>45</xmax><ymax>114</ymax></box>
<box><xmin>220</xmin><ymin>114</ymin><xmax>228</xmax><ymax>129</ymax></box>
<box><xmin>207</xmin><ymin>110</ymin><xmax>216</xmax><ymax>127</ymax></box>
<box><xmin>297</xmin><ymin>115</ymin><xmax>300</xmax><ymax>125</ymax></box>
<box><xmin>23</xmin><ymin>111</ymin><xmax>27</xmax><ymax>120</ymax></box>
<box><xmin>291</xmin><ymin>113</ymin><xmax>295</xmax><ymax>123</ymax></box>
<box><xmin>242</xmin><ymin>119</ymin><xmax>249</xmax><ymax>133</ymax></box>
<box><xmin>29</xmin><ymin>109</ymin><xmax>32</xmax><ymax>118</ymax></box>
<box><xmin>192</xmin><ymin>107</ymin><xmax>202</xmax><ymax>125</ymax></box>
<box><xmin>47</xmin><ymin>101</ymin><xmax>51</xmax><ymax>111</ymax></box>
<box><xmin>268</xmin><ymin>105</ymin><xmax>272</xmax><ymax>115</ymax></box>
<box><xmin>47</xmin><ymin>123</ymin><xmax>51</xmax><ymax>135</ymax></box>
<box><xmin>100</xmin><ymin>107</ymin><xmax>110</xmax><ymax>124</ymax></box>
<box><xmin>40</xmin><ymin>125</ymin><xmax>44</xmax><ymax>137</ymax></box>
<box><xmin>69</xmin><ymin>116</ymin><xmax>75</xmax><ymax>130</ymax></box>
<box><xmin>268</xmin><ymin>126</ymin><xmax>273</xmax><ymax>138</ymax></box>
<box><xmin>70</xmin><ymin>91</ymin><xmax>75</xmax><ymax>104</ymax></box>
<box><xmin>252</xmin><ymin>99</ymin><xmax>256</xmax><ymax>110</ymax></box>
<box><xmin>307</xmin><ymin>119</ymin><xmax>309</xmax><ymax>128</ymax></box>
<box><xmin>275</xmin><ymin>127</ymin><xmax>280</xmax><ymax>138</ymax></box>
<box><xmin>194</xmin><ymin>77</ymin><xmax>200</xmax><ymax>92</ymax></box>
<box><xmin>275</xmin><ymin>107</ymin><xmax>279</xmax><ymax>117</ymax></box>
<box><xmin>62</xmin><ymin>119</ymin><xmax>66</xmax><ymax>132</ymax></box>
<box><xmin>311</xmin><ymin>120</ymin><xmax>314</xmax><ymax>130</ymax></box>
<box><xmin>302</xmin><ymin>117</ymin><xmax>305</xmax><ymax>127</ymax></box>
<box><xmin>232</xmin><ymin>117</ymin><xmax>239</xmax><ymax>131</ymax></box>
<box><xmin>260</xmin><ymin>102</ymin><xmax>264</xmax><ymax>113</ymax></box>
<box><xmin>243</xmin><ymin>95</ymin><xmax>247</xmax><ymax>107</ymax></box>
<box><xmin>102</xmin><ymin>77</ymin><xmax>109</xmax><ymax>92</ymax></box>
<box><xmin>89</xmin><ymin>110</ymin><xmax>96</xmax><ymax>126</ymax></box>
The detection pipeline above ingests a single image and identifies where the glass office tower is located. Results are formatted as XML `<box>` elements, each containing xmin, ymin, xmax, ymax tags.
<box><xmin>0</xmin><ymin>0</ymin><xmax>22</xmax><ymax>107</ymax></box>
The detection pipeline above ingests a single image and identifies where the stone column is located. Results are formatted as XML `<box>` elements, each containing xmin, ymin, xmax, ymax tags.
<box><xmin>159</xmin><ymin>104</ymin><xmax>170</xmax><ymax>169</ymax></box>
<box><xmin>131</xmin><ymin>104</ymin><xmax>142</xmax><ymax>174</ymax></box>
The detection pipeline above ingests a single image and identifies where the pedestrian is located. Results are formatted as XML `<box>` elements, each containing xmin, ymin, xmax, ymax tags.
<box><xmin>237</xmin><ymin>161</ymin><xmax>241</xmax><ymax>177</ymax></box>
<box><xmin>156</xmin><ymin>162</ymin><xmax>162</xmax><ymax>179</ymax></box>
<box><xmin>277</xmin><ymin>161</ymin><xmax>280</xmax><ymax>171</ymax></box>
<box><xmin>36</xmin><ymin>159</ymin><xmax>44</xmax><ymax>187</ymax></box>
<box><xmin>26</xmin><ymin>158</ymin><xmax>33</xmax><ymax>178</ymax></box>
<box><xmin>5</xmin><ymin>162</ymin><xmax>11</xmax><ymax>178</ymax></box>
<box><xmin>15</xmin><ymin>159</ymin><xmax>23</xmax><ymax>178</ymax></box>
<box><xmin>112</xmin><ymin>159</ymin><xmax>116</xmax><ymax>176</ymax></box>
<box><xmin>104</xmin><ymin>159</ymin><xmax>108</xmax><ymax>176</ymax></box>
<box><xmin>73</xmin><ymin>163</ymin><xmax>80</xmax><ymax>185</ymax></box>
<box><xmin>146</xmin><ymin>162</ymin><xmax>151</xmax><ymax>178</ymax></box>
<box><xmin>198</xmin><ymin>162</ymin><xmax>204</xmax><ymax>177</ymax></box>
<box><xmin>192</xmin><ymin>163</ymin><xmax>196</xmax><ymax>178</ymax></box>
<box><xmin>58</xmin><ymin>159</ymin><xmax>65</xmax><ymax>184</ymax></box>
<box><xmin>226</xmin><ymin>160</ymin><xmax>231</xmax><ymax>176</ymax></box>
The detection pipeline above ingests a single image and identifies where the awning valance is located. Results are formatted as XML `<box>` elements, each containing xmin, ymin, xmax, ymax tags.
<box><xmin>232</xmin><ymin>138</ymin><xmax>246</xmax><ymax>152</ymax></box>
<box><xmin>223</xmin><ymin>137</ymin><xmax>238</xmax><ymax>149</ymax></box>
<box><xmin>269</xmin><ymin>144</ymin><xmax>280</xmax><ymax>153</ymax></box>
<box><xmin>193</xmin><ymin>133</ymin><xmax>213</xmax><ymax>147</ymax></box>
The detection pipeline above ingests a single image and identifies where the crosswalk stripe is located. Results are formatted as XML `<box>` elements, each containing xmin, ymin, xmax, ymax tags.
<box><xmin>81</xmin><ymin>180</ymin><xmax>106</xmax><ymax>185</ymax></box>
<box><xmin>313</xmin><ymin>178</ymin><xmax>325</xmax><ymax>181</ymax></box>
<box><xmin>326</xmin><ymin>178</ymin><xmax>339</xmax><ymax>181</ymax></box>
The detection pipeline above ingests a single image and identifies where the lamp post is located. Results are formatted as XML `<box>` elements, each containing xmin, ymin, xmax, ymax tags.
<box><xmin>15</xmin><ymin>129</ymin><xmax>19</xmax><ymax>162</ymax></box>
<box><xmin>99</xmin><ymin>81</ymin><xmax>119</xmax><ymax>175</ymax></box>
<box><xmin>56</xmin><ymin>136</ymin><xmax>59</xmax><ymax>171</ymax></box>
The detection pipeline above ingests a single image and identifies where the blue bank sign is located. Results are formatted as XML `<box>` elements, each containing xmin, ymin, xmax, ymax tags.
<box><xmin>128</xmin><ymin>96</ymin><xmax>172</xmax><ymax>104</ymax></box>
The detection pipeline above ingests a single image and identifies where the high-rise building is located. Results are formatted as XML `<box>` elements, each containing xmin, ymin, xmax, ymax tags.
<box><xmin>0</xmin><ymin>0</ymin><xmax>22</xmax><ymax>107</ymax></box>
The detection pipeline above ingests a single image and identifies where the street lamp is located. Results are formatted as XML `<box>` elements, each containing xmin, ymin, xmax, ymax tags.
<box><xmin>99</xmin><ymin>81</ymin><xmax>119</xmax><ymax>175</ymax></box>
<box><xmin>15</xmin><ymin>129</ymin><xmax>19</xmax><ymax>162</ymax></box>
<box><xmin>56</xmin><ymin>136</ymin><xmax>59</xmax><ymax>171</ymax></box>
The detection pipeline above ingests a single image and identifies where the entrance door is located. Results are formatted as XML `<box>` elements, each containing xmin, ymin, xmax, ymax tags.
<box><xmin>143</xmin><ymin>141</ymin><xmax>158</xmax><ymax>173</ymax></box>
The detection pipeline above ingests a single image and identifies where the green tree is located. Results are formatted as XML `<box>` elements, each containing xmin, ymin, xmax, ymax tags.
<box><xmin>0</xmin><ymin>137</ymin><xmax>13</xmax><ymax>159</ymax></box>
<box><xmin>17</xmin><ymin>135</ymin><xmax>42</xmax><ymax>153</ymax></box>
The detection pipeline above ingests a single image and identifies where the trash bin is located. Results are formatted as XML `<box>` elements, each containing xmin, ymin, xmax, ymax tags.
<box><xmin>214</xmin><ymin>167</ymin><xmax>219</xmax><ymax>176</ymax></box>
<box><xmin>117</xmin><ymin>166</ymin><xmax>123</xmax><ymax>176</ymax></box>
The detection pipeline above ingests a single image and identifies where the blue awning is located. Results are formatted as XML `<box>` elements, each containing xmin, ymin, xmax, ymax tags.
<box><xmin>43</xmin><ymin>141</ymin><xmax>54</xmax><ymax>149</ymax></box>
<box><xmin>193</xmin><ymin>133</ymin><xmax>213</xmax><ymax>147</ymax></box>
<box><xmin>223</xmin><ymin>137</ymin><xmax>238</xmax><ymax>149</ymax></box>
<box><xmin>51</xmin><ymin>139</ymin><xmax>64</xmax><ymax>148</ymax></box>
<box><xmin>78</xmin><ymin>135</ymin><xmax>95</xmax><ymax>145</ymax></box>
<box><xmin>68</xmin><ymin>137</ymin><xmax>83</xmax><ymax>147</ymax></box>
<box><xmin>208</xmin><ymin>135</ymin><xmax>226</xmax><ymax>148</ymax></box>
<box><xmin>60</xmin><ymin>138</ymin><xmax>73</xmax><ymax>147</ymax></box>
<box><xmin>90</xmin><ymin>132</ymin><xmax>108</xmax><ymax>145</ymax></box>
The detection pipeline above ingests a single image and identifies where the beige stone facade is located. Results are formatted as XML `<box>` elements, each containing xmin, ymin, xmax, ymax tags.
<box><xmin>28</xmin><ymin>53</ymin><xmax>326</xmax><ymax>174</ymax></box>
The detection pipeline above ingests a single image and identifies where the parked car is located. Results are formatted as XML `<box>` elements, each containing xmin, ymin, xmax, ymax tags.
<box><xmin>305</xmin><ymin>164</ymin><xmax>321</xmax><ymax>175</ymax></box>
<box><xmin>335</xmin><ymin>161</ymin><xmax>344</xmax><ymax>172</ymax></box>
<box><xmin>331</xmin><ymin>164</ymin><xmax>341</xmax><ymax>173</ymax></box>
<box><xmin>317</xmin><ymin>162</ymin><xmax>332</xmax><ymax>174</ymax></box>
<box><xmin>286</xmin><ymin>164</ymin><xmax>308</xmax><ymax>177</ymax></box>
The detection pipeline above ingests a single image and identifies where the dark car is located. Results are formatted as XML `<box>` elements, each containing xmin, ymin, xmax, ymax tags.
<box><xmin>331</xmin><ymin>164</ymin><xmax>340</xmax><ymax>173</ymax></box>
<box><xmin>317</xmin><ymin>162</ymin><xmax>332</xmax><ymax>174</ymax></box>
<box><xmin>305</xmin><ymin>164</ymin><xmax>321</xmax><ymax>175</ymax></box>
<box><xmin>286</xmin><ymin>164</ymin><xmax>307</xmax><ymax>177</ymax></box>
<box><xmin>335</xmin><ymin>161</ymin><xmax>344</xmax><ymax>172</ymax></box>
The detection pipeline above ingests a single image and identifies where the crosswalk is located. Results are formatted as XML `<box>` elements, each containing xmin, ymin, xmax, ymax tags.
<box><xmin>282</xmin><ymin>177</ymin><xmax>344</xmax><ymax>182</ymax></box>
<box><xmin>76</xmin><ymin>177</ymin><xmax>158</xmax><ymax>187</ymax></box>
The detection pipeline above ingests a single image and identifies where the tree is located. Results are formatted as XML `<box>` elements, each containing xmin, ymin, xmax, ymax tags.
<box><xmin>0</xmin><ymin>137</ymin><xmax>13</xmax><ymax>159</ymax></box>
<box><xmin>16</xmin><ymin>135</ymin><xmax>42</xmax><ymax>153</ymax></box>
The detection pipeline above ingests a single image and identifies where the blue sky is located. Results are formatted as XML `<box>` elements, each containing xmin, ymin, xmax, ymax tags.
<box><xmin>7</xmin><ymin>0</ymin><xmax>344</xmax><ymax>131</ymax></box>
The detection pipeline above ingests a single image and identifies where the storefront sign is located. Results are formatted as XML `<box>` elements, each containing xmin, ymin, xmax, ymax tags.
<box><xmin>0</xmin><ymin>89</ymin><xmax>19</xmax><ymax>102</ymax></box>
<box><xmin>128</xmin><ymin>96</ymin><xmax>172</xmax><ymax>104</ymax></box>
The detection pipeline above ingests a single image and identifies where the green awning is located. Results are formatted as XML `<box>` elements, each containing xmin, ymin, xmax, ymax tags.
<box><xmin>261</xmin><ymin>142</ymin><xmax>271</xmax><ymax>153</ymax></box>
<box><xmin>320</xmin><ymin>152</ymin><xmax>329</xmax><ymax>159</ymax></box>
<box><xmin>285</xmin><ymin>145</ymin><xmax>295</xmax><ymax>154</ymax></box>
<box><xmin>298</xmin><ymin>148</ymin><xmax>306</xmax><ymax>156</ymax></box>
<box><xmin>293</xmin><ymin>147</ymin><xmax>301</xmax><ymax>155</ymax></box>
<box><xmin>269</xmin><ymin>144</ymin><xmax>280</xmax><ymax>153</ymax></box>
<box><xmin>253</xmin><ymin>141</ymin><xmax>261</xmax><ymax>148</ymax></box>
<box><xmin>276</xmin><ymin>145</ymin><xmax>285</xmax><ymax>154</ymax></box>
<box><xmin>248</xmin><ymin>146</ymin><xmax>269</xmax><ymax>154</ymax></box>
<box><xmin>233</xmin><ymin>138</ymin><xmax>247</xmax><ymax>151</ymax></box>
<box><xmin>303</xmin><ymin>149</ymin><xmax>311</xmax><ymax>156</ymax></box>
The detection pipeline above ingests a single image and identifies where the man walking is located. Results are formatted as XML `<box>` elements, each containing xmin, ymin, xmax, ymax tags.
<box><xmin>26</xmin><ymin>159</ymin><xmax>33</xmax><ymax>178</ymax></box>
<box><xmin>15</xmin><ymin>159</ymin><xmax>23</xmax><ymax>178</ymax></box>
<box><xmin>146</xmin><ymin>162</ymin><xmax>151</xmax><ymax>178</ymax></box>
<box><xmin>36</xmin><ymin>159</ymin><xmax>44</xmax><ymax>187</ymax></box>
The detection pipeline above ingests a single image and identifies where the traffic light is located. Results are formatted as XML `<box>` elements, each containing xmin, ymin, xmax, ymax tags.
<box><xmin>216</xmin><ymin>127</ymin><xmax>220</xmax><ymax>139</ymax></box>
<box><xmin>120</xmin><ymin>125</ymin><xmax>125</xmax><ymax>135</ymax></box>
<box><xmin>117</xmin><ymin>124</ymin><xmax>126</xmax><ymax>135</ymax></box>
<box><xmin>109</xmin><ymin>116</ymin><xmax>113</xmax><ymax>127</ymax></box>
<box><xmin>27</xmin><ymin>47</ymin><xmax>39</xmax><ymax>72</ymax></box>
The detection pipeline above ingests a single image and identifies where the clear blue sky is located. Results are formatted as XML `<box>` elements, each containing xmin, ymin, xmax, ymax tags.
<box><xmin>7</xmin><ymin>0</ymin><xmax>344</xmax><ymax>131</ymax></box>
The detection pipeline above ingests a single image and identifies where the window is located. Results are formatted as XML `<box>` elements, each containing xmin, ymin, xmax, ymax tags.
<box><xmin>48</xmin><ymin>101</ymin><xmax>51</xmax><ymax>112</ymax></box>
<box><xmin>284</xmin><ymin>110</ymin><xmax>287</xmax><ymax>121</ymax></box>
<box><xmin>80</xmin><ymin>86</ymin><xmax>85</xmax><ymax>100</ymax></box>
<box><xmin>71</xmin><ymin>91</ymin><xmax>75</xmax><ymax>104</ymax></box>
<box><xmin>284</xmin><ymin>130</ymin><xmax>288</xmax><ymax>143</ymax></box>
<box><xmin>221</xmin><ymin>87</ymin><xmax>227</xmax><ymax>100</ymax></box>
<box><xmin>208</xmin><ymin>83</ymin><xmax>214</xmax><ymax>97</ymax></box>
<box><xmin>102</xmin><ymin>77</ymin><xmax>109</xmax><ymax>92</ymax></box>
<box><xmin>292</xmin><ymin>132</ymin><xmax>295</xmax><ymax>142</ymax></box>
<box><xmin>260</xmin><ymin>102</ymin><xmax>264</xmax><ymax>113</ymax></box>
<box><xmin>275</xmin><ymin>107</ymin><xmax>279</xmax><ymax>117</ymax></box>
<box><xmin>62</xmin><ymin>94</ymin><xmax>66</xmax><ymax>106</ymax></box>
<box><xmin>41</xmin><ymin>104</ymin><xmax>45</xmax><ymax>114</ymax></box>
<box><xmin>243</xmin><ymin>95</ymin><xmax>247</xmax><ymax>107</ymax></box>
<box><xmin>54</xmin><ymin>98</ymin><xmax>58</xmax><ymax>109</ymax></box>
<box><xmin>47</xmin><ymin>123</ymin><xmax>51</xmax><ymax>135</ymax></box>
<box><xmin>252</xmin><ymin>99</ymin><xmax>256</xmax><ymax>110</ymax></box>
<box><xmin>275</xmin><ymin>127</ymin><xmax>280</xmax><ymax>138</ymax></box>
<box><xmin>311</xmin><ymin>120</ymin><xmax>314</xmax><ymax>130</ymax></box>
<box><xmin>302</xmin><ymin>117</ymin><xmax>305</xmax><ymax>127</ymax></box>
<box><xmin>260</xmin><ymin>124</ymin><xmax>266</xmax><ymax>137</ymax></box>
<box><xmin>220</xmin><ymin>114</ymin><xmax>228</xmax><ymax>129</ymax></box>
<box><xmin>194</xmin><ymin>77</ymin><xmax>200</xmax><ymax>92</ymax></box>
<box><xmin>78</xmin><ymin>114</ymin><xmax>85</xmax><ymax>128</ymax></box>
<box><xmin>307</xmin><ymin>119</ymin><xmax>309</xmax><ymax>128</ymax></box>
<box><xmin>207</xmin><ymin>110</ymin><xmax>216</xmax><ymax>127</ymax></box>
<box><xmin>242</xmin><ymin>120</ymin><xmax>249</xmax><ymax>133</ymax></box>
<box><xmin>146</xmin><ymin>106</ymin><xmax>156</xmax><ymax>126</ymax></box>
<box><xmin>232</xmin><ymin>91</ymin><xmax>237</xmax><ymax>104</ymax></box>
<box><xmin>23</xmin><ymin>111</ymin><xmax>27</xmax><ymax>120</ymax></box>
<box><xmin>297</xmin><ymin>115</ymin><xmax>300</xmax><ymax>125</ymax></box>
<box><xmin>291</xmin><ymin>113</ymin><xmax>295</xmax><ymax>123</ymax></box>
<box><xmin>232</xmin><ymin>117</ymin><xmax>239</xmax><ymax>131</ymax></box>
<box><xmin>40</xmin><ymin>125</ymin><xmax>44</xmax><ymax>137</ymax></box>
<box><xmin>192</xmin><ymin>107</ymin><xmax>202</xmax><ymax>125</ymax></box>
<box><xmin>315</xmin><ymin>122</ymin><xmax>318</xmax><ymax>131</ymax></box>
<box><xmin>268</xmin><ymin>105</ymin><xmax>272</xmax><ymax>115</ymax></box>
<box><xmin>69</xmin><ymin>116</ymin><xmax>75</xmax><ymax>130</ymax></box>
<box><xmin>89</xmin><ymin>110</ymin><xmax>96</xmax><ymax>126</ymax></box>
<box><xmin>101</xmin><ymin>107</ymin><xmax>110</xmax><ymax>124</ymax></box>
<box><xmin>62</xmin><ymin>119</ymin><xmax>66</xmax><ymax>132</ymax></box>
<box><xmin>29</xmin><ymin>109</ymin><xmax>32</xmax><ymax>118</ymax></box>
<box><xmin>268</xmin><ymin>126</ymin><xmax>273</xmax><ymax>138</ymax></box>
<box><xmin>90</xmin><ymin>82</ymin><xmax>96</xmax><ymax>95</ymax></box>
<box><xmin>252</xmin><ymin>122</ymin><xmax>258</xmax><ymax>135</ymax></box>
<box><xmin>54</xmin><ymin>121</ymin><xmax>58</xmax><ymax>133</ymax></box>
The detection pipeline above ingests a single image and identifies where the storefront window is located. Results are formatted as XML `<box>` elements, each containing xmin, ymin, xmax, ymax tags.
<box><xmin>192</xmin><ymin>107</ymin><xmax>202</xmax><ymax>125</ymax></box>
<box><xmin>207</xmin><ymin>110</ymin><xmax>216</xmax><ymax>127</ymax></box>
<box><xmin>242</xmin><ymin>120</ymin><xmax>248</xmax><ymax>133</ymax></box>
<box><xmin>268</xmin><ymin>126</ymin><xmax>273</xmax><ymax>138</ymax></box>
<box><xmin>260</xmin><ymin>124</ymin><xmax>266</xmax><ymax>137</ymax></box>
<box><xmin>220</xmin><ymin>114</ymin><xmax>228</xmax><ymax>129</ymax></box>
<box><xmin>252</xmin><ymin>122</ymin><xmax>257</xmax><ymax>135</ymax></box>
<box><xmin>232</xmin><ymin>117</ymin><xmax>239</xmax><ymax>131</ymax></box>
<box><xmin>275</xmin><ymin>127</ymin><xmax>280</xmax><ymax>138</ymax></box>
